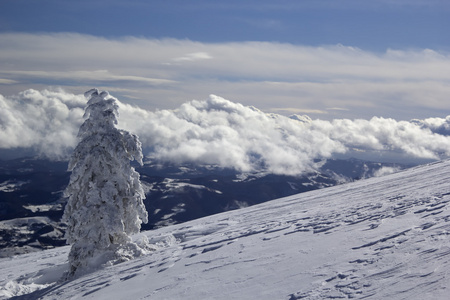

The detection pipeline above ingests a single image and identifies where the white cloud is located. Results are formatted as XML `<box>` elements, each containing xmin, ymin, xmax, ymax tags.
<box><xmin>1</xmin><ymin>33</ymin><xmax>449</xmax><ymax>120</ymax></box>
<box><xmin>172</xmin><ymin>52</ymin><xmax>213</xmax><ymax>62</ymax></box>
<box><xmin>116</xmin><ymin>94</ymin><xmax>346</xmax><ymax>175</ymax></box>
<box><xmin>2</xmin><ymin>89</ymin><xmax>450</xmax><ymax>174</ymax></box>
<box><xmin>0</xmin><ymin>89</ymin><xmax>85</xmax><ymax>159</ymax></box>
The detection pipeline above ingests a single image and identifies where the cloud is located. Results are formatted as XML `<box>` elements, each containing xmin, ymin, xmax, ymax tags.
<box><xmin>0</xmin><ymin>78</ymin><xmax>18</xmax><ymax>84</ymax></box>
<box><xmin>0</xmin><ymin>89</ymin><xmax>85</xmax><ymax>159</ymax></box>
<box><xmin>316</xmin><ymin>117</ymin><xmax>450</xmax><ymax>160</ymax></box>
<box><xmin>410</xmin><ymin>116</ymin><xmax>450</xmax><ymax>136</ymax></box>
<box><xmin>121</xmin><ymin>95</ymin><xmax>450</xmax><ymax>174</ymax></box>
<box><xmin>3</xmin><ymin>89</ymin><xmax>449</xmax><ymax>175</ymax></box>
<box><xmin>4</xmin><ymin>70</ymin><xmax>176</xmax><ymax>85</ymax></box>
<box><xmin>118</xmin><ymin>95</ymin><xmax>346</xmax><ymax>175</ymax></box>
<box><xmin>1</xmin><ymin>33</ymin><xmax>449</xmax><ymax>120</ymax></box>
<box><xmin>172</xmin><ymin>52</ymin><xmax>213</xmax><ymax>62</ymax></box>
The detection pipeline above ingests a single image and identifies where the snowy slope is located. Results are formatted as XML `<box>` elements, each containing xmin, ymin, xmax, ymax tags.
<box><xmin>0</xmin><ymin>156</ymin><xmax>405</xmax><ymax>255</ymax></box>
<box><xmin>1</xmin><ymin>160</ymin><xmax>450</xmax><ymax>299</ymax></box>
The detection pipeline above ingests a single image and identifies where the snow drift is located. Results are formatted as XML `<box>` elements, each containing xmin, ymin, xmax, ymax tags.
<box><xmin>1</xmin><ymin>159</ymin><xmax>450</xmax><ymax>299</ymax></box>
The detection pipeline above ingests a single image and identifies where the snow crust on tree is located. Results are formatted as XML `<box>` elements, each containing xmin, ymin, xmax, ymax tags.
<box><xmin>62</xmin><ymin>89</ymin><xmax>149</xmax><ymax>277</ymax></box>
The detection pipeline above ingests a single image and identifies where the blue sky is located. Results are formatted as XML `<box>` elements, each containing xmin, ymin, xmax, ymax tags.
<box><xmin>2</xmin><ymin>0</ymin><xmax>449</xmax><ymax>51</ymax></box>
<box><xmin>0</xmin><ymin>0</ymin><xmax>449</xmax><ymax>120</ymax></box>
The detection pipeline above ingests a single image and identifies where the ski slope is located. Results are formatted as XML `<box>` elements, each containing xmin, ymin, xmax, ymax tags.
<box><xmin>1</xmin><ymin>160</ymin><xmax>450</xmax><ymax>299</ymax></box>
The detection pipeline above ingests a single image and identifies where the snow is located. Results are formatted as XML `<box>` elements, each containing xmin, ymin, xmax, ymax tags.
<box><xmin>22</xmin><ymin>204</ymin><xmax>56</xmax><ymax>213</ymax></box>
<box><xmin>161</xmin><ymin>178</ymin><xmax>223</xmax><ymax>194</ymax></box>
<box><xmin>62</xmin><ymin>89</ymin><xmax>148</xmax><ymax>277</ymax></box>
<box><xmin>0</xmin><ymin>217</ymin><xmax>53</xmax><ymax>229</ymax></box>
<box><xmin>1</xmin><ymin>160</ymin><xmax>450</xmax><ymax>299</ymax></box>
<box><xmin>372</xmin><ymin>165</ymin><xmax>401</xmax><ymax>177</ymax></box>
<box><xmin>0</xmin><ymin>180</ymin><xmax>28</xmax><ymax>193</ymax></box>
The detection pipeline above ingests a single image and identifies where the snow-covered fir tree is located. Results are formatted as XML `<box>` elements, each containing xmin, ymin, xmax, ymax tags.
<box><xmin>62</xmin><ymin>89</ymin><xmax>148</xmax><ymax>277</ymax></box>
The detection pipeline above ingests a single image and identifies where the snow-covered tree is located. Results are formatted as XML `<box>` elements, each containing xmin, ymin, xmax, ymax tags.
<box><xmin>62</xmin><ymin>89</ymin><xmax>148</xmax><ymax>277</ymax></box>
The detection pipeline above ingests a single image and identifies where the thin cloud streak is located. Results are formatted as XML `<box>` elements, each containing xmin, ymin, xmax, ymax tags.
<box><xmin>2</xmin><ymin>70</ymin><xmax>177</xmax><ymax>85</ymax></box>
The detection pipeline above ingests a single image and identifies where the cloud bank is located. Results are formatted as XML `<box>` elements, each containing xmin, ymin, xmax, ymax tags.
<box><xmin>0</xmin><ymin>89</ymin><xmax>85</xmax><ymax>158</ymax></box>
<box><xmin>2</xmin><ymin>89</ymin><xmax>450</xmax><ymax>175</ymax></box>
<box><xmin>1</xmin><ymin>33</ymin><xmax>450</xmax><ymax>120</ymax></box>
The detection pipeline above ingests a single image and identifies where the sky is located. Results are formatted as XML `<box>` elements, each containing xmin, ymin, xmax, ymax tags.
<box><xmin>0</xmin><ymin>0</ymin><xmax>449</xmax><ymax>121</ymax></box>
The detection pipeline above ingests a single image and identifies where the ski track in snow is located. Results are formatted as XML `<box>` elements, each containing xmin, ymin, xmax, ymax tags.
<box><xmin>1</xmin><ymin>160</ymin><xmax>450</xmax><ymax>299</ymax></box>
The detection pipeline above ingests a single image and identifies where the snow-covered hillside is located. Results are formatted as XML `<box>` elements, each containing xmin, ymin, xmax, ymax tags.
<box><xmin>1</xmin><ymin>160</ymin><xmax>450</xmax><ymax>299</ymax></box>
<box><xmin>0</xmin><ymin>156</ymin><xmax>406</xmax><ymax>256</ymax></box>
